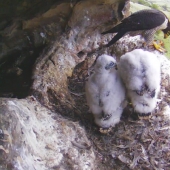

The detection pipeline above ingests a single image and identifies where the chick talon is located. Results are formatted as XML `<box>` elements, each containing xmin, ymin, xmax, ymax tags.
<box><xmin>138</xmin><ymin>112</ymin><xmax>151</xmax><ymax>119</ymax></box>
<box><xmin>99</xmin><ymin>127</ymin><xmax>112</xmax><ymax>134</ymax></box>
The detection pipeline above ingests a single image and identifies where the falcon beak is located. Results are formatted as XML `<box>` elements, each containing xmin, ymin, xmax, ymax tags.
<box><xmin>164</xmin><ymin>31</ymin><xmax>170</xmax><ymax>39</ymax></box>
<box><xmin>105</xmin><ymin>62</ymin><xmax>117</xmax><ymax>70</ymax></box>
<box><xmin>164</xmin><ymin>33</ymin><xmax>168</xmax><ymax>39</ymax></box>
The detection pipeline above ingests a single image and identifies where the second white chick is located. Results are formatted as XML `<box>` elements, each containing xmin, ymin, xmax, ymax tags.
<box><xmin>85</xmin><ymin>54</ymin><xmax>126</xmax><ymax>128</ymax></box>
<box><xmin>118</xmin><ymin>49</ymin><xmax>161</xmax><ymax>118</ymax></box>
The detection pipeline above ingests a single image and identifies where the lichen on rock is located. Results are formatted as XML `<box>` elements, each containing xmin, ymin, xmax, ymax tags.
<box><xmin>0</xmin><ymin>97</ymin><xmax>95</xmax><ymax>170</ymax></box>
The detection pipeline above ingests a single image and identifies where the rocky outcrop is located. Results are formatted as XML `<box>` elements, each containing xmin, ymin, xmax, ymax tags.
<box><xmin>0</xmin><ymin>52</ymin><xmax>170</xmax><ymax>170</ymax></box>
<box><xmin>31</xmin><ymin>0</ymin><xmax>130</xmax><ymax>113</ymax></box>
<box><xmin>0</xmin><ymin>97</ymin><xmax>95</xmax><ymax>170</ymax></box>
<box><xmin>0</xmin><ymin>0</ymin><xmax>170</xmax><ymax>169</ymax></box>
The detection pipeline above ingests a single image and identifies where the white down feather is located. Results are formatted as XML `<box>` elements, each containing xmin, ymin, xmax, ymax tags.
<box><xmin>118</xmin><ymin>49</ymin><xmax>161</xmax><ymax>115</ymax></box>
<box><xmin>85</xmin><ymin>54</ymin><xmax>126</xmax><ymax>128</ymax></box>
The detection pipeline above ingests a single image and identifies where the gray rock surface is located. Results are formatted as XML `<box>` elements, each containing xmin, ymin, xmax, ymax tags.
<box><xmin>0</xmin><ymin>52</ymin><xmax>170</xmax><ymax>170</ymax></box>
<box><xmin>0</xmin><ymin>97</ymin><xmax>95</xmax><ymax>170</ymax></box>
<box><xmin>0</xmin><ymin>0</ymin><xmax>170</xmax><ymax>169</ymax></box>
<box><xmin>31</xmin><ymin>0</ymin><xmax>130</xmax><ymax>113</ymax></box>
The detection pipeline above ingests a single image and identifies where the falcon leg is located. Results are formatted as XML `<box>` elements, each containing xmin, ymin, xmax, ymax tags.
<box><xmin>143</xmin><ymin>30</ymin><xmax>166</xmax><ymax>52</ymax></box>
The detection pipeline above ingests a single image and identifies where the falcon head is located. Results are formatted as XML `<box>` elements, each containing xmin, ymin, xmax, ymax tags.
<box><xmin>163</xmin><ymin>21</ymin><xmax>170</xmax><ymax>38</ymax></box>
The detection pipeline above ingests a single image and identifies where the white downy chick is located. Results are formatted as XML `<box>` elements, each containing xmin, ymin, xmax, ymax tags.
<box><xmin>118</xmin><ymin>49</ymin><xmax>161</xmax><ymax>118</ymax></box>
<box><xmin>85</xmin><ymin>54</ymin><xmax>126</xmax><ymax>128</ymax></box>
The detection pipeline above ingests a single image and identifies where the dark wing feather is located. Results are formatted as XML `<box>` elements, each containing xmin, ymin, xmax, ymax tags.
<box><xmin>102</xmin><ymin>9</ymin><xmax>166</xmax><ymax>34</ymax></box>
<box><xmin>105</xmin><ymin>31</ymin><xmax>125</xmax><ymax>47</ymax></box>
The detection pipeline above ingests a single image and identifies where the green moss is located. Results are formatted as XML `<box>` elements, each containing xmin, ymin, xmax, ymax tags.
<box><xmin>131</xmin><ymin>0</ymin><xmax>150</xmax><ymax>6</ymax></box>
<box><xmin>150</xmin><ymin>3</ymin><xmax>160</xmax><ymax>10</ymax></box>
<box><xmin>138</xmin><ymin>0</ymin><xmax>150</xmax><ymax>6</ymax></box>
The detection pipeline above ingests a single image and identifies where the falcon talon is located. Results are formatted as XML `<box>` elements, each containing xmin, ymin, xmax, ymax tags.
<box><xmin>153</xmin><ymin>41</ymin><xmax>166</xmax><ymax>53</ymax></box>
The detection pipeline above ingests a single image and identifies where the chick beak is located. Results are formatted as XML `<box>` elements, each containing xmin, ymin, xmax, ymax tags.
<box><xmin>105</xmin><ymin>62</ymin><xmax>116</xmax><ymax>70</ymax></box>
<box><xmin>105</xmin><ymin>62</ymin><xmax>117</xmax><ymax>70</ymax></box>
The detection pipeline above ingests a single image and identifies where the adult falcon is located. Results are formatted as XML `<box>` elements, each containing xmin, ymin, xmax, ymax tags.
<box><xmin>102</xmin><ymin>9</ymin><xmax>170</xmax><ymax>51</ymax></box>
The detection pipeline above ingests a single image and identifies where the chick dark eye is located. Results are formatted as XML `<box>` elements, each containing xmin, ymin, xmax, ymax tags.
<box><xmin>109</xmin><ymin>61</ymin><xmax>115</xmax><ymax>66</ymax></box>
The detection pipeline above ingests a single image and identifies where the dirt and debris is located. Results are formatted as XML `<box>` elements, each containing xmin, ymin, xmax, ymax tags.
<box><xmin>68</xmin><ymin>50</ymin><xmax>170</xmax><ymax>170</ymax></box>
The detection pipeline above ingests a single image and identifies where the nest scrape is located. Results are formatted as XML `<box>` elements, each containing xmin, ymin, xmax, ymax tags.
<box><xmin>69</xmin><ymin>50</ymin><xmax>170</xmax><ymax>170</ymax></box>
